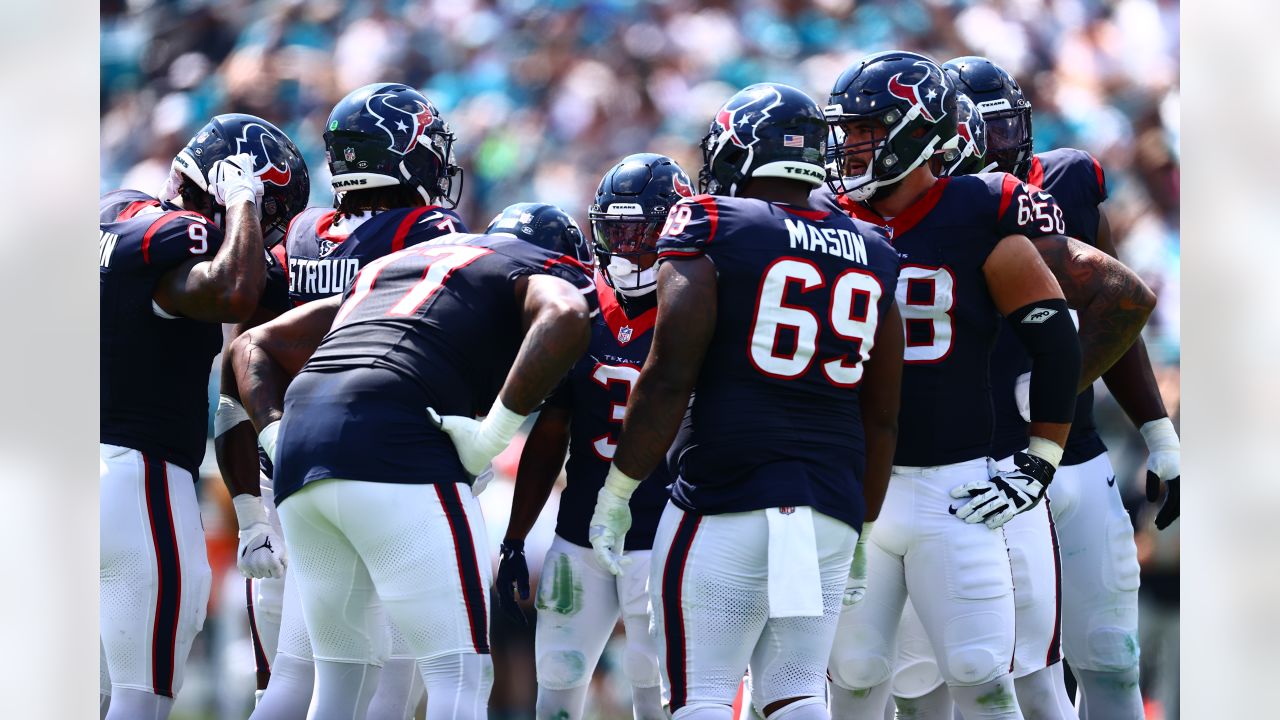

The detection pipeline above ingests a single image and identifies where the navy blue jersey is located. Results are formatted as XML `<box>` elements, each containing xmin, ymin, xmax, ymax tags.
<box><xmin>836</xmin><ymin>173</ymin><xmax>1066</xmax><ymax>467</ymax></box>
<box><xmin>100</xmin><ymin>190</ymin><xmax>225</xmax><ymax>474</ymax></box>
<box><xmin>284</xmin><ymin>205</ymin><xmax>466</xmax><ymax>305</ymax></box>
<box><xmin>274</xmin><ymin>234</ymin><xmax>597</xmax><ymax>504</ymax></box>
<box><xmin>990</xmin><ymin>149</ymin><xmax>1109</xmax><ymax>463</ymax></box>
<box><xmin>545</xmin><ymin>275</ymin><xmax>670</xmax><ymax>551</ymax></box>
<box><xmin>657</xmin><ymin>195</ymin><xmax>899</xmax><ymax>531</ymax></box>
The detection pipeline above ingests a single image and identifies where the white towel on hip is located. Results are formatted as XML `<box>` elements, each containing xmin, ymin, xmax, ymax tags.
<box><xmin>765</xmin><ymin>505</ymin><xmax>823</xmax><ymax>617</ymax></box>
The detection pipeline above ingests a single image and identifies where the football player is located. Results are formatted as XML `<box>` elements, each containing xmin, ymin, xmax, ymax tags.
<box><xmin>495</xmin><ymin>154</ymin><xmax>690</xmax><ymax>720</ymax></box>
<box><xmin>818</xmin><ymin>50</ymin><xmax>1151</xmax><ymax>720</ymax></box>
<box><xmin>100</xmin><ymin>113</ymin><xmax>308</xmax><ymax>720</ymax></box>
<box><xmin>228</xmin><ymin>203</ymin><xmax>596</xmax><ymax>720</ymax></box>
<box><xmin>217</xmin><ymin>82</ymin><xmax>468</xmax><ymax>720</ymax></box>
<box><xmin>946</xmin><ymin>55</ymin><xmax>1177</xmax><ymax>720</ymax></box>
<box><xmin>589</xmin><ymin>82</ymin><xmax>905</xmax><ymax>720</ymax></box>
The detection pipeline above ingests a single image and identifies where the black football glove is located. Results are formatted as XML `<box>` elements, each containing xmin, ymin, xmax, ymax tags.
<box><xmin>1146</xmin><ymin>473</ymin><xmax>1179</xmax><ymax>530</ymax></box>
<box><xmin>950</xmin><ymin>451</ymin><xmax>1056</xmax><ymax>529</ymax></box>
<box><xmin>1141</xmin><ymin>418</ymin><xmax>1181</xmax><ymax>530</ymax></box>
<box><xmin>496</xmin><ymin>538</ymin><xmax>530</xmax><ymax>624</ymax></box>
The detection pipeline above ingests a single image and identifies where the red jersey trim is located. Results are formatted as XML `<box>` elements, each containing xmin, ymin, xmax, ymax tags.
<box><xmin>692</xmin><ymin>195</ymin><xmax>719</xmax><ymax>245</ymax></box>
<box><xmin>270</xmin><ymin>243</ymin><xmax>290</xmax><ymax>287</ymax></box>
<box><xmin>998</xmin><ymin>173</ymin><xmax>1021</xmax><ymax>221</ymax></box>
<box><xmin>777</xmin><ymin>204</ymin><xmax>829</xmax><ymax>221</ymax></box>
<box><xmin>1090</xmin><ymin>155</ymin><xmax>1106</xmax><ymax>197</ymax></box>
<box><xmin>117</xmin><ymin>199</ymin><xmax>157</xmax><ymax>222</ymax></box>
<box><xmin>391</xmin><ymin>206</ymin><xmax>438</xmax><ymax>252</ymax></box>
<box><xmin>140</xmin><ymin>211</ymin><xmax>199</xmax><ymax>265</ymax></box>
<box><xmin>838</xmin><ymin>178</ymin><xmax>951</xmax><ymax>238</ymax></box>
<box><xmin>314</xmin><ymin>210</ymin><xmax>347</xmax><ymax>242</ymax></box>
<box><xmin>595</xmin><ymin>272</ymin><xmax>657</xmax><ymax>345</ymax></box>
<box><xmin>1026</xmin><ymin>157</ymin><xmax>1045</xmax><ymax>192</ymax></box>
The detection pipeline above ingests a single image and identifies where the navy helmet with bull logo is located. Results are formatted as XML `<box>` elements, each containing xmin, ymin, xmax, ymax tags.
<box><xmin>699</xmin><ymin>82</ymin><xmax>829</xmax><ymax>196</ymax></box>
<box><xmin>324</xmin><ymin>82</ymin><xmax>463</xmax><ymax>207</ymax></box>
<box><xmin>168</xmin><ymin>113</ymin><xmax>310</xmax><ymax>246</ymax></box>
<box><xmin>825</xmin><ymin>50</ymin><xmax>957</xmax><ymax>201</ymax></box>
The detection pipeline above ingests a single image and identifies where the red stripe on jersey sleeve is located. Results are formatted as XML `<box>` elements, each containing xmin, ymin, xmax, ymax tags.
<box><xmin>140</xmin><ymin>212</ymin><xmax>198</xmax><ymax>265</ymax></box>
<box><xmin>693</xmin><ymin>195</ymin><xmax>719</xmax><ymax>245</ymax></box>
<box><xmin>391</xmin><ymin>206</ymin><xmax>433</xmax><ymax>252</ymax></box>
<box><xmin>1091</xmin><ymin>155</ymin><xmax>1106</xmax><ymax>197</ymax></box>
<box><xmin>1026</xmin><ymin>156</ymin><xmax>1045</xmax><ymax>191</ymax></box>
<box><xmin>997</xmin><ymin>173</ymin><xmax>1020</xmax><ymax>222</ymax></box>
<box><xmin>117</xmin><ymin>200</ymin><xmax>157</xmax><ymax>222</ymax></box>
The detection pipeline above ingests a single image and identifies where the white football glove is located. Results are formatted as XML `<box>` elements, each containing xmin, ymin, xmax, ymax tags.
<box><xmin>427</xmin><ymin>398</ymin><xmax>527</xmax><ymax>477</ymax></box>
<box><xmin>589</xmin><ymin>466</ymin><xmax>640</xmax><ymax>576</ymax></box>
<box><xmin>1141</xmin><ymin>417</ymin><xmax>1181</xmax><ymax>530</ymax></box>
<box><xmin>208</xmin><ymin>152</ymin><xmax>265</xmax><ymax>210</ymax></box>
<box><xmin>233</xmin><ymin>494</ymin><xmax>287</xmax><ymax>579</ymax></box>
<box><xmin>159</xmin><ymin>164</ymin><xmax>185</xmax><ymax>203</ymax></box>
<box><xmin>843</xmin><ymin>520</ymin><xmax>874</xmax><ymax>607</ymax></box>
<box><xmin>471</xmin><ymin>463</ymin><xmax>495</xmax><ymax>497</ymax></box>
<box><xmin>950</xmin><ymin>441</ymin><xmax>1060</xmax><ymax>529</ymax></box>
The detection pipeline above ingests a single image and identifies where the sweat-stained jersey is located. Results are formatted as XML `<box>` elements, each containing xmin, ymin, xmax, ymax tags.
<box><xmin>657</xmin><ymin>194</ymin><xmax>900</xmax><ymax>531</ymax></box>
<box><xmin>545</xmin><ymin>275</ymin><xmax>670</xmax><ymax>551</ymax></box>
<box><xmin>835</xmin><ymin>173</ymin><xmax>1068</xmax><ymax>467</ymax></box>
<box><xmin>990</xmin><ymin>148</ymin><xmax>1109</xmax><ymax>463</ymax></box>
<box><xmin>284</xmin><ymin>205</ymin><xmax>466</xmax><ymax>305</ymax></box>
<box><xmin>100</xmin><ymin>190</ymin><xmax>225</xmax><ymax>475</ymax></box>
<box><xmin>273</xmin><ymin>234</ymin><xmax>597</xmax><ymax>504</ymax></box>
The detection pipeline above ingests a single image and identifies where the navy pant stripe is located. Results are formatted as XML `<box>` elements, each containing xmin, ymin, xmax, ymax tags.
<box><xmin>1045</xmin><ymin>498</ymin><xmax>1063</xmax><ymax>667</ymax></box>
<box><xmin>437</xmin><ymin>484</ymin><xmax>490</xmax><ymax>654</ymax></box>
<box><xmin>142</xmin><ymin>453</ymin><xmax>182</xmax><ymax>698</ymax></box>
<box><xmin>246</xmin><ymin>579</ymin><xmax>271</xmax><ymax>675</ymax></box>
<box><xmin>662</xmin><ymin>512</ymin><xmax>701</xmax><ymax>712</ymax></box>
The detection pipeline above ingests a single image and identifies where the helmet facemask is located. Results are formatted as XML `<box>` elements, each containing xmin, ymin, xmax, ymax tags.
<box><xmin>825</xmin><ymin>103</ymin><xmax>948</xmax><ymax>201</ymax></box>
<box><xmin>976</xmin><ymin>104</ymin><xmax>1033</xmax><ymax>180</ymax></box>
<box><xmin>591</xmin><ymin>216</ymin><xmax>662</xmax><ymax>298</ymax></box>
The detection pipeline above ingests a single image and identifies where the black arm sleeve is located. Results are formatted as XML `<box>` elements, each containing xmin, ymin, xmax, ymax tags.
<box><xmin>1006</xmin><ymin>298</ymin><xmax>1081</xmax><ymax>424</ymax></box>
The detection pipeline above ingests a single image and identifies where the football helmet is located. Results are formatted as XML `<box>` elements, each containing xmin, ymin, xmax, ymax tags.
<box><xmin>938</xmin><ymin>93</ymin><xmax>993</xmax><ymax>177</ymax></box>
<box><xmin>485</xmin><ymin>203</ymin><xmax>593</xmax><ymax>268</ymax></box>
<box><xmin>588</xmin><ymin>153</ymin><xmax>692</xmax><ymax>298</ymax></box>
<box><xmin>324</xmin><ymin>83</ymin><xmax>463</xmax><ymax>207</ymax></box>
<box><xmin>169</xmin><ymin>113</ymin><xmax>310</xmax><ymax>246</ymax></box>
<box><xmin>699</xmin><ymin>82</ymin><xmax>828</xmax><ymax>196</ymax></box>
<box><xmin>942</xmin><ymin>56</ymin><xmax>1033</xmax><ymax>180</ymax></box>
<box><xmin>826</xmin><ymin>50</ymin><xmax>956</xmax><ymax>201</ymax></box>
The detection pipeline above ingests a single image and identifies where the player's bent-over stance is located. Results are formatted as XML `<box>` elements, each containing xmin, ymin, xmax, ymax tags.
<box><xmin>589</xmin><ymin>82</ymin><xmax>905</xmax><ymax>720</ymax></box>
<box><xmin>100</xmin><ymin>114</ymin><xmax>308</xmax><ymax>719</ymax></box>
<box><xmin>230</xmin><ymin>205</ymin><xmax>596</xmax><ymax>720</ymax></box>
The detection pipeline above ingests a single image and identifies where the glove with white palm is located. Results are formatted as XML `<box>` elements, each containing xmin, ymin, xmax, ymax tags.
<box><xmin>232</xmin><ymin>494</ymin><xmax>287</xmax><ymax>579</ymax></box>
<box><xmin>843</xmin><ymin>521</ymin><xmax>874</xmax><ymax>607</ymax></box>
<box><xmin>208</xmin><ymin>152</ymin><xmax>265</xmax><ymax>210</ymax></box>
<box><xmin>428</xmin><ymin>398</ymin><xmax>527</xmax><ymax>477</ymax></box>
<box><xmin>950</xmin><ymin>440</ymin><xmax>1060</xmax><ymax>529</ymax></box>
<box><xmin>1141</xmin><ymin>417</ymin><xmax>1180</xmax><ymax>530</ymax></box>
<box><xmin>589</xmin><ymin>466</ymin><xmax>640</xmax><ymax>576</ymax></box>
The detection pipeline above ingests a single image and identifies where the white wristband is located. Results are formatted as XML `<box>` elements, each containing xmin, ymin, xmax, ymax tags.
<box><xmin>603</xmin><ymin>465</ymin><xmax>642</xmax><ymax>501</ymax></box>
<box><xmin>1027</xmin><ymin>436</ymin><xmax>1065</xmax><ymax>469</ymax></box>
<box><xmin>214</xmin><ymin>394</ymin><xmax>251</xmax><ymax>439</ymax></box>
<box><xmin>258</xmin><ymin>421</ymin><xmax>281</xmax><ymax>465</ymax></box>
<box><xmin>858</xmin><ymin>520</ymin><xmax>875</xmax><ymax>545</ymax></box>
<box><xmin>232</xmin><ymin>494</ymin><xmax>269</xmax><ymax>531</ymax></box>
<box><xmin>1139</xmin><ymin>417</ymin><xmax>1179</xmax><ymax>453</ymax></box>
<box><xmin>479</xmin><ymin>397</ymin><xmax>527</xmax><ymax>448</ymax></box>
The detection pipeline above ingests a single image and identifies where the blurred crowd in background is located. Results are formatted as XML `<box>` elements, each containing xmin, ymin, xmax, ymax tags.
<box><xmin>100</xmin><ymin>0</ymin><xmax>1180</xmax><ymax>717</ymax></box>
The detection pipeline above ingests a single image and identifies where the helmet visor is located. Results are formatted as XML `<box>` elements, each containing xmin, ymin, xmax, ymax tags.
<box><xmin>984</xmin><ymin>112</ymin><xmax>1029</xmax><ymax>154</ymax></box>
<box><xmin>592</xmin><ymin>218</ymin><xmax>663</xmax><ymax>257</ymax></box>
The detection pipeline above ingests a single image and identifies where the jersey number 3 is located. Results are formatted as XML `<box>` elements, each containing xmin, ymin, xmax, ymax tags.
<box><xmin>748</xmin><ymin>258</ymin><xmax>883</xmax><ymax>387</ymax></box>
<box><xmin>590</xmin><ymin>363</ymin><xmax>639</xmax><ymax>460</ymax></box>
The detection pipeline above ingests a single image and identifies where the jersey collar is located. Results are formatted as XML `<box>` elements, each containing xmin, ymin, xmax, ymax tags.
<box><xmin>595</xmin><ymin>272</ymin><xmax>656</xmax><ymax>346</ymax></box>
<box><xmin>836</xmin><ymin>177</ymin><xmax>951</xmax><ymax>240</ymax></box>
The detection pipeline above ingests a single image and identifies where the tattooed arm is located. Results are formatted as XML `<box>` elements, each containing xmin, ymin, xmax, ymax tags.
<box><xmin>1031</xmin><ymin>234</ymin><xmax>1156</xmax><ymax>391</ymax></box>
<box><xmin>229</xmin><ymin>294</ymin><xmax>341</xmax><ymax>430</ymax></box>
<box><xmin>612</xmin><ymin>256</ymin><xmax>717</xmax><ymax>480</ymax></box>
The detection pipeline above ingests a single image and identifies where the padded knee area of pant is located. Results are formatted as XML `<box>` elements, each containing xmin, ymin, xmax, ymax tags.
<box><xmin>537</xmin><ymin>649</ymin><xmax>591</xmax><ymax>690</ymax></box>
<box><xmin>622</xmin><ymin>641</ymin><xmax>661</xmax><ymax>688</ymax></box>
<box><xmin>943</xmin><ymin>647</ymin><xmax>1003</xmax><ymax>686</ymax></box>
<box><xmin>830</xmin><ymin>653</ymin><xmax>892</xmax><ymax>691</ymax></box>
<box><xmin>1083</xmin><ymin>626</ymin><xmax>1140</xmax><ymax>672</ymax></box>
<box><xmin>673</xmin><ymin>702</ymin><xmax>733</xmax><ymax>720</ymax></box>
<box><xmin>764</xmin><ymin>696</ymin><xmax>825</xmax><ymax>720</ymax></box>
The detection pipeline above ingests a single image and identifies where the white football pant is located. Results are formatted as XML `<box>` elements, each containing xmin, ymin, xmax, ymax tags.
<box><xmin>650</xmin><ymin>502</ymin><xmax>855</xmax><ymax>718</ymax></box>
<box><xmin>534</xmin><ymin>534</ymin><xmax>663</xmax><ymax>719</ymax></box>
<box><xmin>100</xmin><ymin>444</ymin><xmax>212</xmax><ymax>718</ymax></box>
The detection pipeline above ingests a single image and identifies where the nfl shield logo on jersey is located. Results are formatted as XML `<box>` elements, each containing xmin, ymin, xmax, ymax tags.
<box><xmin>618</xmin><ymin>326</ymin><xmax>633</xmax><ymax>344</ymax></box>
